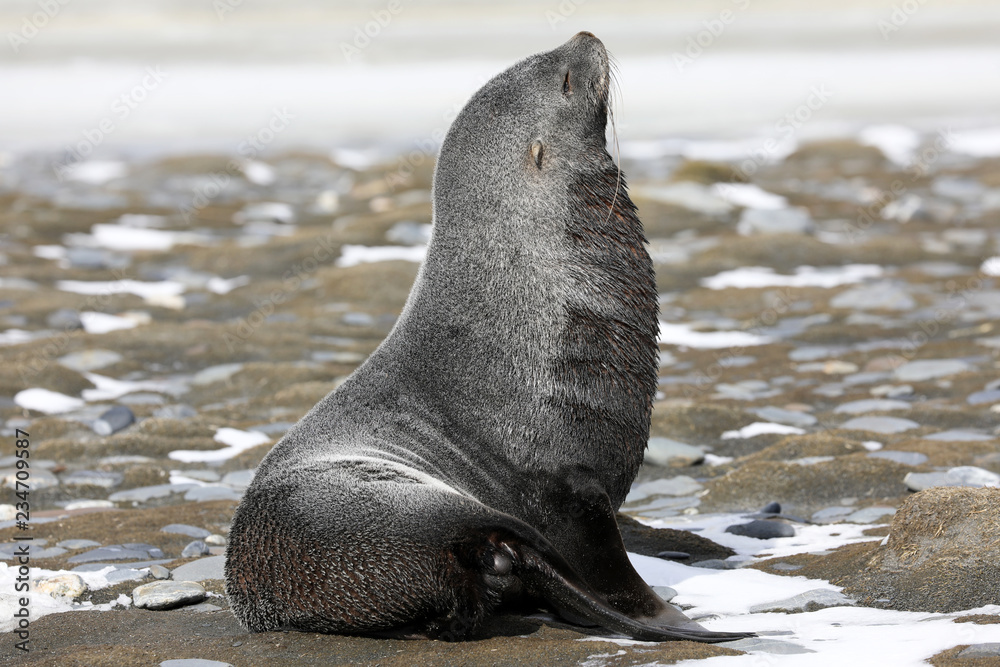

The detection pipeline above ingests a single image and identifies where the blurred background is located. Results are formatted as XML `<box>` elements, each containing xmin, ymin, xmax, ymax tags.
<box><xmin>2</xmin><ymin>0</ymin><xmax>999</xmax><ymax>155</ymax></box>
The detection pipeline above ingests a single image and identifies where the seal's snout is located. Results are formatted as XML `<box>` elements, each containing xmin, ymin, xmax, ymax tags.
<box><xmin>561</xmin><ymin>31</ymin><xmax>609</xmax><ymax>105</ymax></box>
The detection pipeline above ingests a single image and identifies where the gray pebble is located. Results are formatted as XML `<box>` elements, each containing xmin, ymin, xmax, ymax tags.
<box><xmin>153</xmin><ymin>404</ymin><xmax>198</xmax><ymax>419</ymax></box>
<box><xmin>749</xmin><ymin>589</ymin><xmax>855</xmax><ymax>614</ymax></box>
<box><xmin>811</xmin><ymin>507</ymin><xmax>854</xmax><ymax>523</ymax></box>
<box><xmin>720</xmin><ymin>638</ymin><xmax>815</xmax><ymax>654</ymax></box>
<box><xmin>652</xmin><ymin>586</ymin><xmax>678</xmax><ymax>602</ymax></box>
<box><xmin>904</xmin><ymin>466</ymin><xmax>1000</xmax><ymax>492</ymax></box>
<box><xmin>737</xmin><ymin>207</ymin><xmax>813</xmax><ymax>236</ymax></box>
<box><xmin>923</xmin><ymin>429</ymin><xmax>993</xmax><ymax>441</ymax></box>
<box><xmin>957</xmin><ymin>644</ymin><xmax>1000</xmax><ymax>659</ymax></box>
<box><xmin>833</xmin><ymin>399</ymin><xmax>910</xmax><ymax>414</ymax></box>
<box><xmin>830</xmin><ymin>283</ymin><xmax>915</xmax><ymax>311</ymax></box>
<box><xmin>690</xmin><ymin>559</ymin><xmax>740</xmax><ymax>570</ymax></box>
<box><xmin>752</xmin><ymin>407</ymin><xmax>817</xmax><ymax>428</ymax></box>
<box><xmin>725</xmin><ymin>520</ymin><xmax>795</xmax><ymax>539</ymax></box>
<box><xmin>149</xmin><ymin>565</ymin><xmax>171</xmax><ymax>580</ymax></box>
<box><xmin>845</xmin><ymin>506</ymin><xmax>896</xmax><ymax>523</ymax></box>
<box><xmin>132</xmin><ymin>581</ymin><xmax>206</xmax><ymax>611</ymax></box>
<box><xmin>220</xmin><ymin>469</ymin><xmax>255</xmax><ymax>489</ymax></box>
<box><xmin>341</xmin><ymin>312</ymin><xmax>375</xmax><ymax>327</ymax></box>
<box><xmin>644</xmin><ymin>438</ymin><xmax>704</xmax><ymax>467</ymax></box>
<box><xmin>204</xmin><ymin>534</ymin><xmax>227</xmax><ymax>546</ymax></box>
<box><xmin>183</xmin><ymin>485</ymin><xmax>242</xmax><ymax>502</ymax></box>
<box><xmin>840</xmin><ymin>416</ymin><xmax>920</xmax><ymax>434</ymax></box>
<box><xmin>868</xmin><ymin>450</ymin><xmax>928</xmax><ymax>466</ymax></box>
<box><xmin>61</xmin><ymin>469</ymin><xmax>124</xmax><ymax>488</ymax></box>
<box><xmin>893</xmin><ymin>359</ymin><xmax>971</xmax><ymax>382</ymax></box>
<box><xmin>191</xmin><ymin>363</ymin><xmax>244</xmax><ymax>386</ymax></box>
<box><xmin>968</xmin><ymin>389</ymin><xmax>1000</xmax><ymax>405</ymax></box>
<box><xmin>181</xmin><ymin>541</ymin><xmax>210</xmax><ymax>558</ymax></box>
<box><xmin>171</xmin><ymin>555</ymin><xmax>226</xmax><ymax>582</ymax></box>
<box><xmin>46</xmin><ymin>308</ymin><xmax>82</xmax><ymax>330</ymax></box>
<box><xmin>161</xmin><ymin>524</ymin><xmax>211</xmax><ymax>539</ymax></box>
<box><xmin>105</xmin><ymin>568</ymin><xmax>148</xmax><ymax>585</ymax></box>
<box><xmin>68</xmin><ymin>544</ymin><xmax>162</xmax><ymax>564</ymax></box>
<box><xmin>759</xmin><ymin>501</ymin><xmax>782</xmax><ymax>514</ymax></box>
<box><xmin>57</xmin><ymin>539</ymin><xmax>101</xmax><ymax>550</ymax></box>
<box><xmin>57</xmin><ymin>349</ymin><xmax>123</xmax><ymax>372</ymax></box>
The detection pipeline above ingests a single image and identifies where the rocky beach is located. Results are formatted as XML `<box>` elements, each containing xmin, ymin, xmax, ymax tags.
<box><xmin>1</xmin><ymin>122</ymin><xmax>999</xmax><ymax>665</ymax></box>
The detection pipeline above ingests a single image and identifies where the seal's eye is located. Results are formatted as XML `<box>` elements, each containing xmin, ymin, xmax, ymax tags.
<box><xmin>530</xmin><ymin>140</ymin><xmax>544</xmax><ymax>169</ymax></box>
<box><xmin>563</xmin><ymin>71</ymin><xmax>572</xmax><ymax>95</ymax></box>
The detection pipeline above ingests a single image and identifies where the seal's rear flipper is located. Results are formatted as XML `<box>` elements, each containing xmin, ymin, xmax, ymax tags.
<box><xmin>489</xmin><ymin>534</ymin><xmax>754</xmax><ymax>643</ymax></box>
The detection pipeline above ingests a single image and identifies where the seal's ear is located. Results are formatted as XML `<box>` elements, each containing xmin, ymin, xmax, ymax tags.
<box><xmin>563</xmin><ymin>70</ymin><xmax>572</xmax><ymax>95</ymax></box>
<box><xmin>531</xmin><ymin>140</ymin><xmax>544</xmax><ymax>169</ymax></box>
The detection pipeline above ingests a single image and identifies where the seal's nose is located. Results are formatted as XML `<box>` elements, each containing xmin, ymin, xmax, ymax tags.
<box><xmin>574</xmin><ymin>30</ymin><xmax>597</xmax><ymax>41</ymax></box>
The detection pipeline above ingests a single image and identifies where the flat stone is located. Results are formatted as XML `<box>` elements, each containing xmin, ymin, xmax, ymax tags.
<box><xmin>1</xmin><ymin>468</ymin><xmax>59</xmax><ymax>490</ymax></box>
<box><xmin>93</xmin><ymin>405</ymin><xmax>135</xmax><ymax>436</ymax></box>
<box><xmin>67</xmin><ymin>544</ymin><xmax>162</xmax><ymax>564</ymax></box>
<box><xmin>57</xmin><ymin>349</ymin><xmax>123</xmax><ymax>372</ymax></box>
<box><xmin>830</xmin><ymin>283</ymin><xmax>915</xmax><ymax>311</ymax></box>
<box><xmin>834</xmin><ymin>399</ymin><xmax>910</xmax><ymax>414</ymax></box>
<box><xmin>204</xmin><ymin>534</ymin><xmax>226</xmax><ymax>546</ymax></box>
<box><xmin>635</xmin><ymin>181</ymin><xmax>734</xmax><ymax>216</ymax></box>
<box><xmin>57</xmin><ymin>539</ymin><xmax>101</xmax><ymax>550</ymax></box>
<box><xmin>153</xmin><ymin>404</ymin><xmax>197</xmax><ymax>419</ymax></box>
<box><xmin>811</xmin><ymin>507</ymin><xmax>854</xmax><ymax>523</ymax></box>
<box><xmin>170</xmin><ymin>555</ymin><xmax>226</xmax><ymax>582</ymax></box>
<box><xmin>34</xmin><ymin>574</ymin><xmax>87</xmax><ymax>599</ymax></box>
<box><xmin>149</xmin><ymin>564</ymin><xmax>171</xmax><ymax>580</ymax></box>
<box><xmin>751</xmin><ymin>406</ymin><xmax>817</xmax><ymax>428</ymax></box>
<box><xmin>904</xmin><ymin>466</ymin><xmax>1000</xmax><ymax>491</ymax></box>
<box><xmin>957</xmin><ymin>644</ymin><xmax>1000</xmax><ymax>659</ymax></box>
<box><xmin>725</xmin><ymin>520</ymin><xmax>795</xmax><ymax>539</ymax></box>
<box><xmin>132</xmin><ymin>581</ymin><xmax>207</xmax><ymax>611</ymax></box>
<box><xmin>923</xmin><ymin>429</ymin><xmax>994</xmax><ymax>442</ymax></box>
<box><xmin>968</xmin><ymin>389</ymin><xmax>1000</xmax><ymax>405</ymax></box>
<box><xmin>161</xmin><ymin>524</ymin><xmax>211</xmax><ymax>539</ymax></box>
<box><xmin>644</xmin><ymin>438</ymin><xmax>705</xmax><ymax>467</ymax></box>
<box><xmin>893</xmin><ymin>359</ymin><xmax>971</xmax><ymax>382</ymax></box>
<box><xmin>721</xmin><ymin>638</ymin><xmax>815</xmax><ymax>654</ymax></box>
<box><xmin>737</xmin><ymin>207</ymin><xmax>813</xmax><ymax>236</ymax></box>
<box><xmin>46</xmin><ymin>308</ymin><xmax>83</xmax><ymax>329</ymax></box>
<box><xmin>749</xmin><ymin>589</ymin><xmax>855</xmax><ymax>614</ymax></box>
<box><xmin>191</xmin><ymin>363</ymin><xmax>244</xmax><ymax>386</ymax></box>
<box><xmin>840</xmin><ymin>416</ymin><xmax>920</xmax><ymax>434</ymax></box>
<box><xmin>61</xmin><ymin>470</ymin><xmax>124</xmax><ymax>488</ymax></box>
<box><xmin>183</xmin><ymin>485</ymin><xmax>242</xmax><ymax>502</ymax></box>
<box><xmin>870</xmin><ymin>383</ymin><xmax>913</xmax><ymax>398</ymax></box>
<box><xmin>160</xmin><ymin>659</ymin><xmax>235</xmax><ymax>667</ymax></box>
<box><xmin>220</xmin><ymin>469</ymin><xmax>255</xmax><ymax>489</ymax></box>
<box><xmin>846</xmin><ymin>506</ymin><xmax>896</xmax><ymax>523</ymax></box>
<box><xmin>181</xmin><ymin>540</ymin><xmax>210</xmax><ymax>558</ymax></box>
<box><xmin>625</xmin><ymin>476</ymin><xmax>703</xmax><ymax>502</ymax></box>
<box><xmin>106</xmin><ymin>568</ymin><xmax>148</xmax><ymax>584</ymax></box>
<box><xmin>868</xmin><ymin>450</ymin><xmax>928</xmax><ymax>466</ymax></box>
<box><xmin>110</xmin><ymin>483</ymin><xmax>194</xmax><ymax>503</ymax></box>
<box><xmin>652</xmin><ymin>586</ymin><xmax>678</xmax><ymax>602</ymax></box>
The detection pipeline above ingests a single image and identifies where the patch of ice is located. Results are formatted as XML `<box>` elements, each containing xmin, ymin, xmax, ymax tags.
<box><xmin>13</xmin><ymin>388</ymin><xmax>85</xmax><ymax>414</ymax></box>
<box><xmin>701</xmin><ymin>264</ymin><xmax>882</xmax><ymax>290</ymax></box>
<box><xmin>722</xmin><ymin>422</ymin><xmax>806</xmax><ymax>439</ymax></box>
<box><xmin>0</xmin><ymin>329</ymin><xmax>53</xmax><ymax>346</ymax></box>
<box><xmin>859</xmin><ymin>124</ymin><xmax>920</xmax><ymax>165</ymax></box>
<box><xmin>0</xmin><ymin>562</ymin><xmax>129</xmax><ymax>632</ymax></box>
<box><xmin>67</xmin><ymin>224</ymin><xmax>211</xmax><ymax>252</ymax></box>
<box><xmin>168</xmin><ymin>427</ymin><xmax>271</xmax><ymax>463</ymax></box>
<box><xmin>713</xmin><ymin>183</ymin><xmax>787</xmax><ymax>210</ymax></box>
<box><xmin>78</xmin><ymin>312</ymin><xmax>138</xmax><ymax>334</ymax></box>
<box><xmin>242</xmin><ymin>160</ymin><xmax>276</xmax><ymax>185</ymax></box>
<box><xmin>206</xmin><ymin>275</ymin><xmax>251</xmax><ymax>294</ymax></box>
<box><xmin>658</xmin><ymin>322</ymin><xmax>771</xmax><ymax>349</ymax></box>
<box><xmin>57</xmin><ymin>279</ymin><xmax>186</xmax><ymax>301</ymax></box>
<box><xmin>62</xmin><ymin>160</ymin><xmax>128</xmax><ymax>184</ymax></box>
<box><xmin>331</xmin><ymin>147</ymin><xmax>385</xmax><ymax>170</ymax></box>
<box><xmin>950</xmin><ymin>127</ymin><xmax>1000</xmax><ymax>158</ymax></box>
<box><xmin>33</xmin><ymin>245</ymin><xmax>67</xmax><ymax>261</ymax></box>
<box><xmin>981</xmin><ymin>256</ymin><xmax>1000</xmax><ymax>276</ymax></box>
<box><xmin>335</xmin><ymin>245</ymin><xmax>428</xmax><ymax>268</ymax></box>
<box><xmin>80</xmin><ymin>373</ymin><xmax>182</xmax><ymax>402</ymax></box>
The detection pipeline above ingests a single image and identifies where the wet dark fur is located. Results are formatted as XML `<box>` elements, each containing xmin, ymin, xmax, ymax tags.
<box><xmin>226</xmin><ymin>33</ymin><xmax>751</xmax><ymax>643</ymax></box>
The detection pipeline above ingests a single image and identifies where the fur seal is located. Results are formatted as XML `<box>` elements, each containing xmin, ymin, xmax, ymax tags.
<box><xmin>226</xmin><ymin>32</ymin><xmax>751</xmax><ymax>643</ymax></box>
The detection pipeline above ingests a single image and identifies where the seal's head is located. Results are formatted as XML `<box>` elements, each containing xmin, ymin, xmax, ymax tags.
<box><xmin>433</xmin><ymin>32</ymin><xmax>616</xmax><ymax>237</ymax></box>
